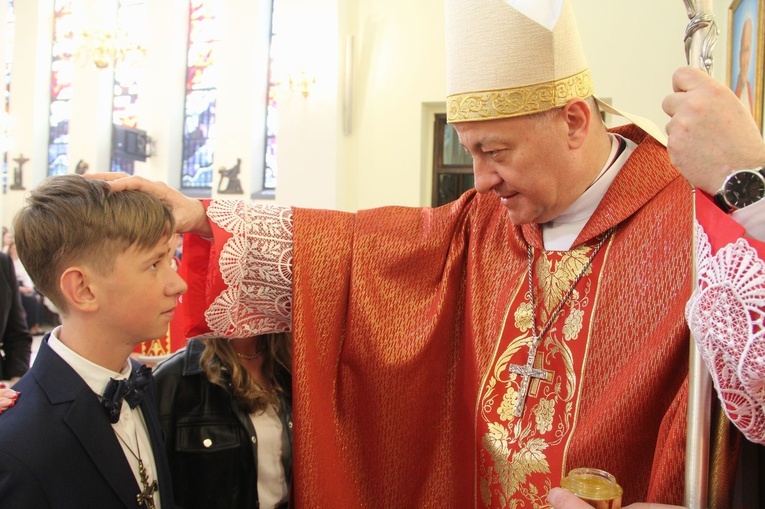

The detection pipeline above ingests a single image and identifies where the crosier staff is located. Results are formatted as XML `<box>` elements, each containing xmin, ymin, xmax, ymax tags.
<box><xmin>681</xmin><ymin>2</ymin><xmax>718</xmax><ymax>508</ymax></box>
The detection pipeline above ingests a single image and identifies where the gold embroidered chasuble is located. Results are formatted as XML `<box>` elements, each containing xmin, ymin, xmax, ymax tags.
<box><xmin>478</xmin><ymin>240</ymin><xmax>613</xmax><ymax>507</ymax></box>
<box><xmin>286</xmin><ymin>125</ymin><xmax>716</xmax><ymax>507</ymax></box>
<box><xmin>186</xmin><ymin>126</ymin><xmax>739</xmax><ymax>507</ymax></box>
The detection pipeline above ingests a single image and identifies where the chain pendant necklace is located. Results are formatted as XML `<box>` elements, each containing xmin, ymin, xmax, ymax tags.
<box><xmin>507</xmin><ymin>227</ymin><xmax>615</xmax><ymax>418</ymax></box>
<box><xmin>115</xmin><ymin>428</ymin><xmax>159</xmax><ymax>509</ymax></box>
<box><xmin>232</xmin><ymin>339</ymin><xmax>266</xmax><ymax>360</ymax></box>
<box><xmin>236</xmin><ymin>351</ymin><xmax>262</xmax><ymax>360</ymax></box>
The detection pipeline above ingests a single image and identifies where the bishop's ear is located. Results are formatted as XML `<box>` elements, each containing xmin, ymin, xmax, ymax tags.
<box><xmin>562</xmin><ymin>97</ymin><xmax>592</xmax><ymax>149</ymax></box>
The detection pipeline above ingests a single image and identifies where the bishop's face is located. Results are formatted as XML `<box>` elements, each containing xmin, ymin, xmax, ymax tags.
<box><xmin>454</xmin><ymin>112</ymin><xmax>579</xmax><ymax>225</ymax></box>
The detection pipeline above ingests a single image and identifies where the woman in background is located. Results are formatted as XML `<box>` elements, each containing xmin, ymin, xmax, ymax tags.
<box><xmin>153</xmin><ymin>333</ymin><xmax>292</xmax><ymax>509</ymax></box>
<box><xmin>1</xmin><ymin>229</ymin><xmax>12</xmax><ymax>254</ymax></box>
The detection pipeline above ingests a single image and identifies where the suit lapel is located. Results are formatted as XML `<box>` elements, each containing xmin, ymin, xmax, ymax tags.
<box><xmin>33</xmin><ymin>338</ymin><xmax>144</xmax><ymax>508</ymax></box>
<box><xmin>65</xmin><ymin>392</ymin><xmax>142</xmax><ymax>508</ymax></box>
<box><xmin>133</xmin><ymin>359</ymin><xmax>176</xmax><ymax>508</ymax></box>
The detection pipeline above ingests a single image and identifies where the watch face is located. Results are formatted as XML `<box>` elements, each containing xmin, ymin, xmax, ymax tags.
<box><xmin>722</xmin><ymin>170</ymin><xmax>765</xmax><ymax>209</ymax></box>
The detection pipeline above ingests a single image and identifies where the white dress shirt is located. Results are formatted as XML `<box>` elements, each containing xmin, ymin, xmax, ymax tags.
<box><xmin>250</xmin><ymin>404</ymin><xmax>289</xmax><ymax>508</ymax></box>
<box><xmin>47</xmin><ymin>329</ymin><xmax>161</xmax><ymax>509</ymax></box>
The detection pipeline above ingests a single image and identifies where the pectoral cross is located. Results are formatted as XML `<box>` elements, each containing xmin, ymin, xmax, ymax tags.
<box><xmin>136</xmin><ymin>459</ymin><xmax>158</xmax><ymax>509</ymax></box>
<box><xmin>507</xmin><ymin>340</ymin><xmax>551</xmax><ymax>418</ymax></box>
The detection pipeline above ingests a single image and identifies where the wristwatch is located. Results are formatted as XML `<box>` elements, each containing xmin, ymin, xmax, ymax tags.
<box><xmin>713</xmin><ymin>167</ymin><xmax>765</xmax><ymax>213</ymax></box>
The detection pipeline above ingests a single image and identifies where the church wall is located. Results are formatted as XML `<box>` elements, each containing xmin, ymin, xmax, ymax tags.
<box><xmin>0</xmin><ymin>0</ymin><xmax>747</xmax><ymax>231</ymax></box>
<box><xmin>571</xmin><ymin>1</ymin><xmax>731</xmax><ymax>131</ymax></box>
<box><xmin>343</xmin><ymin>0</ymin><xmax>446</xmax><ymax>211</ymax></box>
<box><xmin>133</xmin><ymin>0</ymin><xmax>189</xmax><ymax>190</ymax></box>
<box><xmin>270</xmin><ymin>0</ymin><xmax>341</xmax><ymax>209</ymax></box>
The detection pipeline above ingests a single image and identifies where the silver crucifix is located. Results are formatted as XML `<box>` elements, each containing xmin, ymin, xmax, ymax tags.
<box><xmin>507</xmin><ymin>339</ymin><xmax>550</xmax><ymax>418</ymax></box>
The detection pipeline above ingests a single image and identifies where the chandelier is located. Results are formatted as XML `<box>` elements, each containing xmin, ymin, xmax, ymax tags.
<box><xmin>77</xmin><ymin>24</ymin><xmax>145</xmax><ymax>69</ymax></box>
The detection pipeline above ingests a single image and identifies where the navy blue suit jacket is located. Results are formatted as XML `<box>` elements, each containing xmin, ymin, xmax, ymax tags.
<box><xmin>0</xmin><ymin>336</ymin><xmax>176</xmax><ymax>508</ymax></box>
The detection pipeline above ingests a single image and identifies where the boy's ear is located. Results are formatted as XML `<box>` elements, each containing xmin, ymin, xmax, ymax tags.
<box><xmin>59</xmin><ymin>267</ymin><xmax>98</xmax><ymax>312</ymax></box>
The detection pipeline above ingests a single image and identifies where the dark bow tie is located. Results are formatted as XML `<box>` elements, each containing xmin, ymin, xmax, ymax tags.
<box><xmin>101</xmin><ymin>364</ymin><xmax>152</xmax><ymax>424</ymax></box>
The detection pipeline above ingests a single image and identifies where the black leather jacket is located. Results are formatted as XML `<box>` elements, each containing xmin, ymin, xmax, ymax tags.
<box><xmin>153</xmin><ymin>338</ymin><xmax>292</xmax><ymax>509</ymax></box>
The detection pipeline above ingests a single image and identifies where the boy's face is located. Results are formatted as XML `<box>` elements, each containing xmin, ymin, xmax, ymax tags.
<box><xmin>95</xmin><ymin>235</ymin><xmax>187</xmax><ymax>344</ymax></box>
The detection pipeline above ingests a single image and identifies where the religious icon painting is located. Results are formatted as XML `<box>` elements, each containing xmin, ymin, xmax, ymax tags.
<box><xmin>728</xmin><ymin>0</ymin><xmax>765</xmax><ymax>131</ymax></box>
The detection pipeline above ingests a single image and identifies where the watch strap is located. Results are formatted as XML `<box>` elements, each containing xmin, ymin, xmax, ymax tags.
<box><xmin>713</xmin><ymin>190</ymin><xmax>732</xmax><ymax>213</ymax></box>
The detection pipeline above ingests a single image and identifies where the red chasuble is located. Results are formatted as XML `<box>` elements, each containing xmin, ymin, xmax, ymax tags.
<box><xmin>185</xmin><ymin>125</ymin><xmax>739</xmax><ymax>507</ymax></box>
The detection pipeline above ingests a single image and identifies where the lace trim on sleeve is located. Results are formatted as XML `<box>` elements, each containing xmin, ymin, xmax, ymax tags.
<box><xmin>686</xmin><ymin>221</ymin><xmax>765</xmax><ymax>444</ymax></box>
<box><xmin>203</xmin><ymin>200</ymin><xmax>293</xmax><ymax>337</ymax></box>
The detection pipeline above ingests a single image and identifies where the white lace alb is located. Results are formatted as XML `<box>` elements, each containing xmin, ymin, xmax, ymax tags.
<box><xmin>203</xmin><ymin>200</ymin><xmax>294</xmax><ymax>338</ymax></box>
<box><xmin>686</xmin><ymin>222</ymin><xmax>765</xmax><ymax>444</ymax></box>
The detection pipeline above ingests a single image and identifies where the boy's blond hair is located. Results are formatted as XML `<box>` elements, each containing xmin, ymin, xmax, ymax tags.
<box><xmin>13</xmin><ymin>174</ymin><xmax>175</xmax><ymax>315</ymax></box>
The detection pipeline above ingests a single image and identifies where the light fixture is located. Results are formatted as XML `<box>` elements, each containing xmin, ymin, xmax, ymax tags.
<box><xmin>77</xmin><ymin>23</ymin><xmax>145</xmax><ymax>69</ymax></box>
<box><xmin>288</xmin><ymin>71</ymin><xmax>317</xmax><ymax>98</ymax></box>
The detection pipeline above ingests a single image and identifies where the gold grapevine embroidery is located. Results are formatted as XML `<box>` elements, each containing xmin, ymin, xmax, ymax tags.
<box><xmin>479</xmin><ymin>238</ymin><xmax>606</xmax><ymax>506</ymax></box>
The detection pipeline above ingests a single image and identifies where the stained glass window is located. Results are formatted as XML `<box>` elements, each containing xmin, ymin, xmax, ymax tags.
<box><xmin>181</xmin><ymin>0</ymin><xmax>220</xmax><ymax>190</ymax></box>
<box><xmin>263</xmin><ymin>0</ymin><xmax>277</xmax><ymax>190</ymax></box>
<box><xmin>2</xmin><ymin>0</ymin><xmax>14</xmax><ymax>192</ymax></box>
<box><xmin>110</xmin><ymin>0</ymin><xmax>147</xmax><ymax>174</ymax></box>
<box><xmin>48</xmin><ymin>0</ymin><xmax>75</xmax><ymax>176</ymax></box>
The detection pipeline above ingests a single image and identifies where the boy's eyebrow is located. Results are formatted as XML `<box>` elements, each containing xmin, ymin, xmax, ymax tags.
<box><xmin>145</xmin><ymin>244</ymin><xmax>171</xmax><ymax>262</ymax></box>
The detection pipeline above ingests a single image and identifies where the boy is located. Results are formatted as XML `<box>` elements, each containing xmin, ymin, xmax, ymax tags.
<box><xmin>0</xmin><ymin>174</ymin><xmax>187</xmax><ymax>508</ymax></box>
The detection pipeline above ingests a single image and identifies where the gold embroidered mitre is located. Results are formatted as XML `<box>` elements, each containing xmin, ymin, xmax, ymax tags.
<box><xmin>445</xmin><ymin>0</ymin><xmax>595</xmax><ymax>123</ymax></box>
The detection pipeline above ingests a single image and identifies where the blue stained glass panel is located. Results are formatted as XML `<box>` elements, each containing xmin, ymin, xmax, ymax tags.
<box><xmin>48</xmin><ymin>0</ymin><xmax>74</xmax><ymax>176</ymax></box>
<box><xmin>181</xmin><ymin>0</ymin><xmax>219</xmax><ymax>190</ymax></box>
